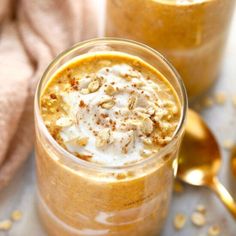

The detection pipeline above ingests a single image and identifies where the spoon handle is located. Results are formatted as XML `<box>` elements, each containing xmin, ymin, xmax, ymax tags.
<box><xmin>209</xmin><ymin>177</ymin><xmax>236</xmax><ymax>219</ymax></box>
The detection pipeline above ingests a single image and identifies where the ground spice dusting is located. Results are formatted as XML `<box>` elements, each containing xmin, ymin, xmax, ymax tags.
<box><xmin>50</xmin><ymin>93</ymin><xmax>57</xmax><ymax>99</ymax></box>
<box><xmin>79</xmin><ymin>100</ymin><xmax>86</xmax><ymax>108</ymax></box>
<box><xmin>70</xmin><ymin>78</ymin><xmax>79</xmax><ymax>90</ymax></box>
<box><xmin>101</xmin><ymin>113</ymin><xmax>109</xmax><ymax>119</ymax></box>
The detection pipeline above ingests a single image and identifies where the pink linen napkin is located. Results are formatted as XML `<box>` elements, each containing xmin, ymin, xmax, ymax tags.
<box><xmin>0</xmin><ymin>0</ymin><xmax>100</xmax><ymax>190</ymax></box>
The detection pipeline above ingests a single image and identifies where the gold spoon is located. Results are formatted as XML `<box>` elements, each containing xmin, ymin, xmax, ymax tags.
<box><xmin>178</xmin><ymin>109</ymin><xmax>236</xmax><ymax>218</ymax></box>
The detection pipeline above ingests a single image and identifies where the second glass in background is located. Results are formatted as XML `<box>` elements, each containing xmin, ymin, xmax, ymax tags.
<box><xmin>105</xmin><ymin>0</ymin><xmax>235</xmax><ymax>97</ymax></box>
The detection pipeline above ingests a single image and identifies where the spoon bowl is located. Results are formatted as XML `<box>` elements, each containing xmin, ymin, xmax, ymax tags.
<box><xmin>178</xmin><ymin>109</ymin><xmax>236</xmax><ymax>219</ymax></box>
<box><xmin>178</xmin><ymin>109</ymin><xmax>221</xmax><ymax>186</ymax></box>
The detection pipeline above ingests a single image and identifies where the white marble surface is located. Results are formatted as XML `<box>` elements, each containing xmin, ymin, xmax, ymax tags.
<box><xmin>0</xmin><ymin>8</ymin><xmax>236</xmax><ymax>236</ymax></box>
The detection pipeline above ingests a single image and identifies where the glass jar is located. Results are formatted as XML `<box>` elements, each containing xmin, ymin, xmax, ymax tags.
<box><xmin>34</xmin><ymin>38</ymin><xmax>187</xmax><ymax>236</ymax></box>
<box><xmin>105</xmin><ymin>0</ymin><xmax>235</xmax><ymax>97</ymax></box>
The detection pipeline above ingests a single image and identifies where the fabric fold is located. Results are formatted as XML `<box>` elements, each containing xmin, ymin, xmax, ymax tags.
<box><xmin>0</xmin><ymin>0</ymin><xmax>100</xmax><ymax>190</ymax></box>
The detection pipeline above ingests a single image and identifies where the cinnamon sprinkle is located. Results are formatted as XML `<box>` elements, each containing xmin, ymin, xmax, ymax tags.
<box><xmin>50</xmin><ymin>93</ymin><xmax>57</xmax><ymax>99</ymax></box>
<box><xmin>79</xmin><ymin>100</ymin><xmax>86</xmax><ymax>108</ymax></box>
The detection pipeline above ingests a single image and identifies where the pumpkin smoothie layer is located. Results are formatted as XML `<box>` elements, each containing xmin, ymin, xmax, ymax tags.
<box><xmin>40</xmin><ymin>53</ymin><xmax>180</xmax><ymax>166</ymax></box>
<box><xmin>36</xmin><ymin>52</ymin><xmax>181</xmax><ymax>236</ymax></box>
<box><xmin>106</xmin><ymin>0</ymin><xmax>235</xmax><ymax>97</ymax></box>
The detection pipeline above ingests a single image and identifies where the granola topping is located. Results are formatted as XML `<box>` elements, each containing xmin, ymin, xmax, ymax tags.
<box><xmin>40</xmin><ymin>54</ymin><xmax>180</xmax><ymax>165</ymax></box>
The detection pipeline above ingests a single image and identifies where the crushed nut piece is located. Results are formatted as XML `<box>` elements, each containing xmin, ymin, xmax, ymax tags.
<box><xmin>191</xmin><ymin>212</ymin><xmax>206</xmax><ymax>227</ymax></box>
<box><xmin>140</xmin><ymin>117</ymin><xmax>153</xmax><ymax>135</ymax></box>
<box><xmin>169</xmin><ymin>105</ymin><xmax>179</xmax><ymax>115</ymax></box>
<box><xmin>122</xmin><ymin>70</ymin><xmax>139</xmax><ymax>81</ymax></box>
<box><xmin>88</xmin><ymin>79</ymin><xmax>100</xmax><ymax>93</ymax></box>
<box><xmin>11</xmin><ymin>210</ymin><xmax>23</xmax><ymax>221</ymax></box>
<box><xmin>96</xmin><ymin>129</ymin><xmax>112</xmax><ymax>148</ymax></box>
<box><xmin>214</xmin><ymin>92</ymin><xmax>226</xmax><ymax>105</ymax></box>
<box><xmin>99</xmin><ymin>98</ymin><xmax>116</xmax><ymax>110</ymax></box>
<box><xmin>121</xmin><ymin>132</ymin><xmax>134</xmax><ymax>154</ymax></box>
<box><xmin>45</xmin><ymin>120</ymin><xmax>51</xmax><ymax>126</ymax></box>
<box><xmin>152</xmin><ymin>134</ymin><xmax>172</xmax><ymax>146</ymax></box>
<box><xmin>128</xmin><ymin>96</ymin><xmax>137</xmax><ymax>110</ymax></box>
<box><xmin>56</xmin><ymin>117</ymin><xmax>73</xmax><ymax>127</ymax></box>
<box><xmin>80</xmin><ymin>88</ymin><xmax>90</xmax><ymax>95</ymax></box>
<box><xmin>105</xmin><ymin>84</ymin><xmax>116</xmax><ymax>95</ymax></box>
<box><xmin>208</xmin><ymin>225</ymin><xmax>221</xmax><ymax>236</ymax></box>
<box><xmin>135</xmin><ymin>81</ymin><xmax>144</xmax><ymax>88</ymax></box>
<box><xmin>0</xmin><ymin>220</ymin><xmax>12</xmax><ymax>231</ymax></box>
<box><xmin>173</xmin><ymin>213</ymin><xmax>187</xmax><ymax>230</ymax></box>
<box><xmin>137</xmin><ymin>111</ymin><xmax>150</xmax><ymax>119</ymax></box>
<box><xmin>196</xmin><ymin>204</ymin><xmax>206</xmax><ymax>214</ymax></box>
<box><xmin>142</xmin><ymin>137</ymin><xmax>153</xmax><ymax>145</ymax></box>
<box><xmin>125</xmin><ymin>119</ymin><xmax>140</xmax><ymax>130</ymax></box>
<box><xmin>146</xmin><ymin>106</ymin><xmax>155</xmax><ymax>115</ymax></box>
<box><xmin>76</xmin><ymin>137</ymin><xmax>89</xmax><ymax>147</ymax></box>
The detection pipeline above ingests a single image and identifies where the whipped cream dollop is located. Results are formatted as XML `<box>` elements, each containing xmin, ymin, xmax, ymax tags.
<box><xmin>53</xmin><ymin>62</ymin><xmax>179</xmax><ymax>166</ymax></box>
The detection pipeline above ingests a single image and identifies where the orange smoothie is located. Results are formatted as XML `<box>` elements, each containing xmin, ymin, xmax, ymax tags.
<box><xmin>34</xmin><ymin>39</ymin><xmax>187</xmax><ymax>236</ymax></box>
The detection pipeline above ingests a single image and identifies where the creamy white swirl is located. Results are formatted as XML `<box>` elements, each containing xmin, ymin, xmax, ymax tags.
<box><xmin>55</xmin><ymin>63</ymin><xmax>179</xmax><ymax>166</ymax></box>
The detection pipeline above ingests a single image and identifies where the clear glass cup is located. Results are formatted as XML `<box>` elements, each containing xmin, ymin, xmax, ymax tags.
<box><xmin>34</xmin><ymin>38</ymin><xmax>187</xmax><ymax>236</ymax></box>
<box><xmin>105</xmin><ymin>0</ymin><xmax>235</xmax><ymax>97</ymax></box>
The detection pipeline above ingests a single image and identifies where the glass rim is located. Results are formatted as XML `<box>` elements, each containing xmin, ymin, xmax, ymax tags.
<box><xmin>34</xmin><ymin>37</ymin><xmax>188</xmax><ymax>171</ymax></box>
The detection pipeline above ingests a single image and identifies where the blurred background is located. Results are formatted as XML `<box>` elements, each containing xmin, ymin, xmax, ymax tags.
<box><xmin>0</xmin><ymin>0</ymin><xmax>236</xmax><ymax>235</ymax></box>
